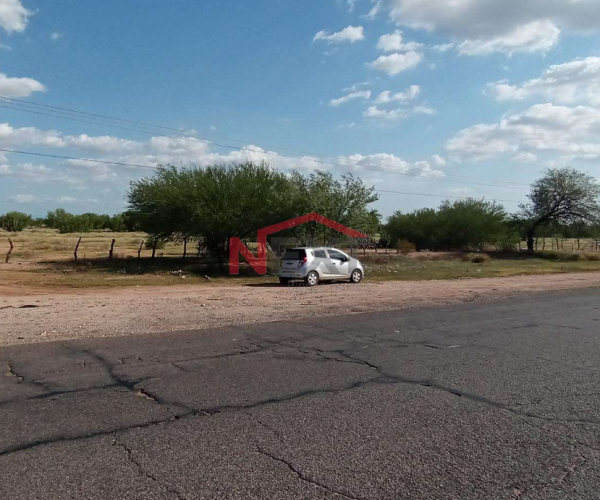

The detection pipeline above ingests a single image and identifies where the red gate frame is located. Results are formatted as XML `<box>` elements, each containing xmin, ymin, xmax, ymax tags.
<box><xmin>229</xmin><ymin>212</ymin><xmax>368</xmax><ymax>275</ymax></box>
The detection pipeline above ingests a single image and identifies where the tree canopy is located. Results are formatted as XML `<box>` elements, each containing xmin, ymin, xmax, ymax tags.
<box><xmin>385</xmin><ymin>199</ymin><xmax>509</xmax><ymax>251</ymax></box>
<box><xmin>517</xmin><ymin>167</ymin><xmax>600</xmax><ymax>250</ymax></box>
<box><xmin>127</xmin><ymin>162</ymin><xmax>379</xmax><ymax>257</ymax></box>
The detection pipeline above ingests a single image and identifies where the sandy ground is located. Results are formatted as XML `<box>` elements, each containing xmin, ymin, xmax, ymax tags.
<box><xmin>1</xmin><ymin>272</ymin><xmax>599</xmax><ymax>347</ymax></box>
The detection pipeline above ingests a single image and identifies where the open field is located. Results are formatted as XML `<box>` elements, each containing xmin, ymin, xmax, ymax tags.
<box><xmin>2</xmin><ymin>228</ymin><xmax>600</xmax><ymax>290</ymax></box>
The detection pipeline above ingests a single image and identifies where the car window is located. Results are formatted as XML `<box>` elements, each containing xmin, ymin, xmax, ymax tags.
<box><xmin>282</xmin><ymin>249</ymin><xmax>306</xmax><ymax>260</ymax></box>
<box><xmin>327</xmin><ymin>249</ymin><xmax>346</xmax><ymax>260</ymax></box>
<box><xmin>314</xmin><ymin>249</ymin><xmax>327</xmax><ymax>258</ymax></box>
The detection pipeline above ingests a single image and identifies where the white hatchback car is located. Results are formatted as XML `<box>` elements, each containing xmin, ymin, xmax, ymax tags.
<box><xmin>278</xmin><ymin>247</ymin><xmax>364</xmax><ymax>286</ymax></box>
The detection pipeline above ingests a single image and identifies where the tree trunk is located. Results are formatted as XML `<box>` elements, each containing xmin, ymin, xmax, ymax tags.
<box><xmin>526</xmin><ymin>233</ymin><xmax>535</xmax><ymax>252</ymax></box>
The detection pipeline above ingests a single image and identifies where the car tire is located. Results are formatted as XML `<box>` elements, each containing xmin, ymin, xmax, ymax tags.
<box><xmin>279</xmin><ymin>277</ymin><xmax>290</xmax><ymax>286</ymax></box>
<box><xmin>305</xmin><ymin>271</ymin><xmax>319</xmax><ymax>287</ymax></box>
<box><xmin>350</xmin><ymin>269</ymin><xmax>363</xmax><ymax>284</ymax></box>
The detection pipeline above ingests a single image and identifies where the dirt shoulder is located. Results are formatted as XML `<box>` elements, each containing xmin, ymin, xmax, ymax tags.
<box><xmin>1</xmin><ymin>272</ymin><xmax>599</xmax><ymax>347</ymax></box>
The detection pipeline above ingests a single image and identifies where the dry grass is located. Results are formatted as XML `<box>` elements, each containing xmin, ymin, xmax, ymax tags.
<box><xmin>1</xmin><ymin>229</ymin><xmax>600</xmax><ymax>290</ymax></box>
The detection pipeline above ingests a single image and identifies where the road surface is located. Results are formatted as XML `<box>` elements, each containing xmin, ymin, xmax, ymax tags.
<box><xmin>1</xmin><ymin>288</ymin><xmax>600</xmax><ymax>499</ymax></box>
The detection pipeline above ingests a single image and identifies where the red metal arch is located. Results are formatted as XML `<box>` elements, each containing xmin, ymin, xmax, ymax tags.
<box><xmin>229</xmin><ymin>212</ymin><xmax>368</xmax><ymax>275</ymax></box>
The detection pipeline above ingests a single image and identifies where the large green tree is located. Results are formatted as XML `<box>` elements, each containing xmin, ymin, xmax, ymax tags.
<box><xmin>128</xmin><ymin>162</ymin><xmax>292</xmax><ymax>257</ymax></box>
<box><xmin>127</xmin><ymin>162</ymin><xmax>379</xmax><ymax>258</ymax></box>
<box><xmin>518</xmin><ymin>168</ymin><xmax>600</xmax><ymax>251</ymax></box>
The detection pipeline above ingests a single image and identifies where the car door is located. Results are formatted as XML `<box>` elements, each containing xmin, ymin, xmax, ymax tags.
<box><xmin>326</xmin><ymin>249</ymin><xmax>349</xmax><ymax>278</ymax></box>
<box><xmin>312</xmin><ymin>249</ymin><xmax>330</xmax><ymax>277</ymax></box>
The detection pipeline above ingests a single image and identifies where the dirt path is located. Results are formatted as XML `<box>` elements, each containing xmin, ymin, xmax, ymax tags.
<box><xmin>1</xmin><ymin>272</ymin><xmax>599</xmax><ymax>347</ymax></box>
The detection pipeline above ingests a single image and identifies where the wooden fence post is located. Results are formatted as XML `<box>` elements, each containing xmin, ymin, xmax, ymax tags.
<box><xmin>137</xmin><ymin>241</ymin><xmax>143</xmax><ymax>259</ymax></box>
<box><xmin>183</xmin><ymin>237</ymin><xmax>188</xmax><ymax>259</ymax></box>
<box><xmin>542</xmin><ymin>237</ymin><xmax>546</xmax><ymax>250</ymax></box>
<box><xmin>151</xmin><ymin>239</ymin><xmax>157</xmax><ymax>259</ymax></box>
<box><xmin>74</xmin><ymin>237</ymin><xmax>82</xmax><ymax>261</ymax></box>
<box><xmin>108</xmin><ymin>239</ymin><xmax>116</xmax><ymax>260</ymax></box>
<box><xmin>5</xmin><ymin>238</ymin><xmax>13</xmax><ymax>263</ymax></box>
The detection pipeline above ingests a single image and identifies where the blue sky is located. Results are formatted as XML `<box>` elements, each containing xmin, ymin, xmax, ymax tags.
<box><xmin>1</xmin><ymin>0</ymin><xmax>600</xmax><ymax>217</ymax></box>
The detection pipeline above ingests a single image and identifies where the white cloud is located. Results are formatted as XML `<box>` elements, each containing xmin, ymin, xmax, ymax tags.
<box><xmin>431</xmin><ymin>154</ymin><xmax>447</xmax><ymax>166</ymax></box>
<box><xmin>388</xmin><ymin>0</ymin><xmax>600</xmax><ymax>55</ymax></box>
<box><xmin>0</xmin><ymin>0</ymin><xmax>31</xmax><ymax>33</ymax></box>
<box><xmin>50</xmin><ymin>32</ymin><xmax>63</xmax><ymax>41</ymax></box>
<box><xmin>432</xmin><ymin>43</ymin><xmax>455</xmax><ymax>53</ymax></box>
<box><xmin>446</xmin><ymin>103</ymin><xmax>600</xmax><ymax>162</ymax></box>
<box><xmin>413</xmin><ymin>105</ymin><xmax>436</xmax><ymax>115</ymax></box>
<box><xmin>369</xmin><ymin>51</ymin><xmax>422</xmax><ymax>75</ymax></box>
<box><xmin>488</xmin><ymin>57</ymin><xmax>600</xmax><ymax>106</ymax></box>
<box><xmin>363</xmin><ymin>106</ymin><xmax>409</xmax><ymax>121</ymax></box>
<box><xmin>329</xmin><ymin>90</ymin><xmax>371</xmax><ymax>107</ymax></box>
<box><xmin>341</xmin><ymin>153</ymin><xmax>444</xmax><ymax>177</ymax></box>
<box><xmin>364</xmin><ymin>1</ymin><xmax>382</xmax><ymax>20</ymax></box>
<box><xmin>342</xmin><ymin>81</ymin><xmax>371</xmax><ymax>92</ymax></box>
<box><xmin>513</xmin><ymin>152</ymin><xmax>538</xmax><ymax>163</ymax></box>
<box><xmin>314</xmin><ymin>25</ymin><xmax>365</xmax><ymax>44</ymax></box>
<box><xmin>377</xmin><ymin>30</ymin><xmax>422</xmax><ymax>52</ymax></box>
<box><xmin>9</xmin><ymin>193</ymin><xmax>38</xmax><ymax>204</ymax></box>
<box><xmin>0</xmin><ymin>73</ymin><xmax>45</xmax><ymax>97</ymax></box>
<box><xmin>375</xmin><ymin>85</ymin><xmax>420</xmax><ymax>104</ymax></box>
<box><xmin>458</xmin><ymin>20</ymin><xmax>560</xmax><ymax>56</ymax></box>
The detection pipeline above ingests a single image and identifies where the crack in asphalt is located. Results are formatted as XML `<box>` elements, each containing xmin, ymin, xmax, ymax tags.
<box><xmin>2</xmin><ymin>335</ymin><xmax>600</xmax><ymax>462</ymax></box>
<box><xmin>113</xmin><ymin>435</ymin><xmax>188</xmax><ymax>500</ymax></box>
<box><xmin>5</xmin><ymin>363</ymin><xmax>23</xmax><ymax>382</ymax></box>
<box><xmin>255</xmin><ymin>445</ymin><xmax>365</xmax><ymax>500</ymax></box>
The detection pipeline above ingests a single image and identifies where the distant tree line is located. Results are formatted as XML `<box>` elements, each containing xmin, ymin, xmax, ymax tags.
<box><xmin>383</xmin><ymin>168</ymin><xmax>600</xmax><ymax>251</ymax></box>
<box><xmin>2</xmin><ymin>165</ymin><xmax>600</xmax><ymax>256</ymax></box>
<box><xmin>0</xmin><ymin>208</ymin><xmax>140</xmax><ymax>234</ymax></box>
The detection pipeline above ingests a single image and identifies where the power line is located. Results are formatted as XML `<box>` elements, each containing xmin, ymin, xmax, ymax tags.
<box><xmin>0</xmin><ymin>148</ymin><xmax>156</xmax><ymax>170</ymax></box>
<box><xmin>374</xmin><ymin>189</ymin><xmax>521</xmax><ymax>203</ymax></box>
<box><xmin>0</xmin><ymin>95</ymin><xmax>531</xmax><ymax>190</ymax></box>
<box><xmin>0</xmin><ymin>147</ymin><xmax>523</xmax><ymax>204</ymax></box>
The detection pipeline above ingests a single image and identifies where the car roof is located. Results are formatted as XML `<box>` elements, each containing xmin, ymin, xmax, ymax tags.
<box><xmin>289</xmin><ymin>247</ymin><xmax>341</xmax><ymax>250</ymax></box>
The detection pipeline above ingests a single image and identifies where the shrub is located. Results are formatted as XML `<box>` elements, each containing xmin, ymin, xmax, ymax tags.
<box><xmin>397</xmin><ymin>240</ymin><xmax>416</xmax><ymax>255</ymax></box>
<box><xmin>535</xmin><ymin>251</ymin><xmax>581</xmax><ymax>262</ymax></box>
<box><xmin>581</xmin><ymin>253</ymin><xmax>600</xmax><ymax>261</ymax></box>
<box><xmin>0</xmin><ymin>211</ymin><xmax>32</xmax><ymax>232</ymax></box>
<box><xmin>385</xmin><ymin>199</ymin><xmax>509</xmax><ymax>252</ymax></box>
<box><xmin>144</xmin><ymin>238</ymin><xmax>166</xmax><ymax>250</ymax></box>
<box><xmin>463</xmin><ymin>253</ymin><xmax>491</xmax><ymax>264</ymax></box>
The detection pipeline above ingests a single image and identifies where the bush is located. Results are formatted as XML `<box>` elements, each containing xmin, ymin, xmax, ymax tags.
<box><xmin>463</xmin><ymin>253</ymin><xmax>491</xmax><ymax>264</ymax></box>
<box><xmin>385</xmin><ymin>199</ymin><xmax>509</xmax><ymax>252</ymax></box>
<box><xmin>535</xmin><ymin>251</ymin><xmax>581</xmax><ymax>261</ymax></box>
<box><xmin>144</xmin><ymin>238</ymin><xmax>166</xmax><ymax>250</ymax></box>
<box><xmin>0</xmin><ymin>211</ymin><xmax>32</xmax><ymax>232</ymax></box>
<box><xmin>397</xmin><ymin>240</ymin><xmax>416</xmax><ymax>255</ymax></box>
<box><xmin>582</xmin><ymin>253</ymin><xmax>600</xmax><ymax>261</ymax></box>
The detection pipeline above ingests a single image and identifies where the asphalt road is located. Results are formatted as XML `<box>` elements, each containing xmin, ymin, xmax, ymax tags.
<box><xmin>1</xmin><ymin>288</ymin><xmax>600</xmax><ymax>499</ymax></box>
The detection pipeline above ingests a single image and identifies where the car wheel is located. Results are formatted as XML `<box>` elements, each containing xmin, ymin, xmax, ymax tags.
<box><xmin>350</xmin><ymin>269</ymin><xmax>363</xmax><ymax>284</ymax></box>
<box><xmin>279</xmin><ymin>277</ymin><xmax>290</xmax><ymax>286</ymax></box>
<box><xmin>305</xmin><ymin>271</ymin><xmax>319</xmax><ymax>287</ymax></box>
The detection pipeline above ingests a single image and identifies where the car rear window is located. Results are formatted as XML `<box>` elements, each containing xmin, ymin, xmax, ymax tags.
<box><xmin>282</xmin><ymin>249</ymin><xmax>307</xmax><ymax>260</ymax></box>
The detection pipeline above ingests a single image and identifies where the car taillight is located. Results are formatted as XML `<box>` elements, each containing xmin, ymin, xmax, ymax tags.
<box><xmin>298</xmin><ymin>257</ymin><xmax>307</xmax><ymax>267</ymax></box>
